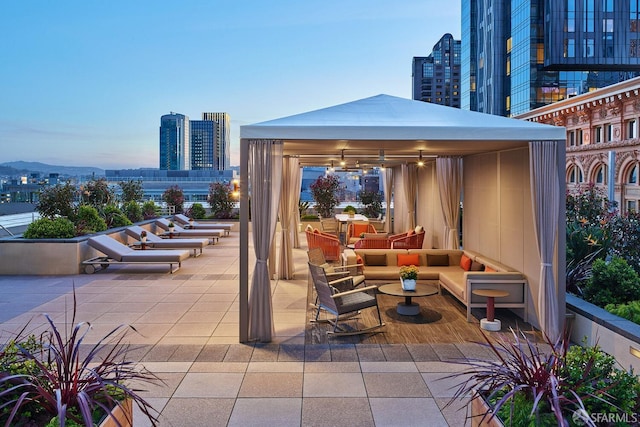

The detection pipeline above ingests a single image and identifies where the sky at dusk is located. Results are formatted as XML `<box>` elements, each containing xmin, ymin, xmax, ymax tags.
<box><xmin>0</xmin><ymin>1</ymin><xmax>461</xmax><ymax>169</ymax></box>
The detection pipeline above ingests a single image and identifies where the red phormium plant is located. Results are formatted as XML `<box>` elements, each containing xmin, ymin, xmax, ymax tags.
<box><xmin>0</xmin><ymin>289</ymin><xmax>160</xmax><ymax>427</ymax></box>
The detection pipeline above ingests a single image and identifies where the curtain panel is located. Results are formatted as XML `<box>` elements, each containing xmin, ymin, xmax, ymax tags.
<box><xmin>248</xmin><ymin>139</ymin><xmax>283</xmax><ymax>342</ymax></box>
<box><xmin>402</xmin><ymin>164</ymin><xmax>417</xmax><ymax>230</ymax></box>
<box><xmin>278</xmin><ymin>156</ymin><xmax>299</xmax><ymax>279</ymax></box>
<box><xmin>529</xmin><ymin>140</ymin><xmax>560</xmax><ymax>341</ymax></box>
<box><xmin>436</xmin><ymin>157</ymin><xmax>463</xmax><ymax>250</ymax></box>
<box><xmin>383</xmin><ymin>168</ymin><xmax>394</xmax><ymax>233</ymax></box>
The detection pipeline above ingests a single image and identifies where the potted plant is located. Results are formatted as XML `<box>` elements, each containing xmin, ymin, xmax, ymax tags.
<box><xmin>0</xmin><ymin>290</ymin><xmax>160</xmax><ymax>426</ymax></box>
<box><xmin>446</xmin><ymin>328</ymin><xmax>640</xmax><ymax>426</ymax></box>
<box><xmin>343</xmin><ymin>205</ymin><xmax>357</xmax><ymax>218</ymax></box>
<box><xmin>168</xmin><ymin>221</ymin><xmax>175</xmax><ymax>234</ymax></box>
<box><xmin>399</xmin><ymin>265</ymin><xmax>418</xmax><ymax>291</ymax></box>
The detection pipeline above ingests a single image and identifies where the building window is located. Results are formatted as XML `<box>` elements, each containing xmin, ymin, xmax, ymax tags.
<box><xmin>629</xmin><ymin>164</ymin><xmax>639</xmax><ymax>184</ymax></box>
<box><xmin>568</xmin><ymin>130</ymin><xmax>575</xmax><ymax>146</ymax></box>
<box><xmin>606</xmin><ymin>123</ymin><xmax>613</xmax><ymax>141</ymax></box>
<box><xmin>568</xmin><ymin>165</ymin><xmax>584</xmax><ymax>183</ymax></box>
<box><xmin>595</xmin><ymin>126</ymin><xmax>602</xmax><ymax>143</ymax></box>
<box><xmin>628</xmin><ymin>119</ymin><xmax>637</xmax><ymax>138</ymax></box>
<box><xmin>577</xmin><ymin>129</ymin><xmax>583</xmax><ymax>145</ymax></box>
<box><xmin>583</xmin><ymin>39</ymin><xmax>594</xmax><ymax>57</ymax></box>
<box><xmin>595</xmin><ymin>164</ymin><xmax>607</xmax><ymax>184</ymax></box>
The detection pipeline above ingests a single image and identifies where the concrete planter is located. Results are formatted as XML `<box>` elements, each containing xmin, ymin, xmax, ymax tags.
<box><xmin>99</xmin><ymin>399</ymin><xmax>133</xmax><ymax>427</ymax></box>
<box><xmin>567</xmin><ymin>294</ymin><xmax>640</xmax><ymax>371</ymax></box>
<box><xmin>470</xmin><ymin>392</ymin><xmax>504</xmax><ymax>427</ymax></box>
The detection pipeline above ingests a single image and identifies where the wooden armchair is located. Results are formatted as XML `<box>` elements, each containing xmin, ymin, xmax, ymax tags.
<box><xmin>308</xmin><ymin>262</ymin><xmax>384</xmax><ymax>336</ymax></box>
<box><xmin>305</xmin><ymin>229</ymin><xmax>341</xmax><ymax>261</ymax></box>
<box><xmin>389</xmin><ymin>230</ymin><xmax>425</xmax><ymax>249</ymax></box>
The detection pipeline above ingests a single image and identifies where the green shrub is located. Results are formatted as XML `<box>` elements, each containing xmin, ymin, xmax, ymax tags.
<box><xmin>102</xmin><ymin>205</ymin><xmax>132</xmax><ymax>228</ymax></box>
<box><xmin>35</xmin><ymin>182</ymin><xmax>77</xmax><ymax>219</ymax></box>
<box><xmin>208</xmin><ymin>182</ymin><xmax>235</xmax><ymax>218</ymax></box>
<box><xmin>23</xmin><ymin>218</ymin><xmax>75</xmax><ymax>239</ymax></box>
<box><xmin>301</xmin><ymin>214</ymin><xmax>320</xmax><ymax>221</ymax></box>
<box><xmin>583</xmin><ymin>257</ymin><xmax>640</xmax><ymax>307</ymax></box>
<box><xmin>187</xmin><ymin>203</ymin><xmax>207</xmax><ymax>219</ymax></box>
<box><xmin>75</xmin><ymin>205</ymin><xmax>107</xmax><ymax>235</ymax></box>
<box><xmin>142</xmin><ymin>201</ymin><xmax>159</xmax><ymax>220</ymax></box>
<box><xmin>162</xmin><ymin>185</ymin><xmax>185</xmax><ymax>214</ymax></box>
<box><xmin>122</xmin><ymin>200</ymin><xmax>143</xmax><ymax>223</ymax></box>
<box><xmin>606</xmin><ymin>300</ymin><xmax>640</xmax><ymax>324</ymax></box>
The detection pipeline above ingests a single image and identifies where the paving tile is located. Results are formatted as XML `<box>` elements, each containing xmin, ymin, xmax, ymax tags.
<box><xmin>406</xmin><ymin>343</ymin><xmax>440</xmax><ymax>361</ymax></box>
<box><xmin>228</xmin><ymin>398</ymin><xmax>302</xmax><ymax>427</ymax></box>
<box><xmin>133</xmin><ymin>397</ymin><xmax>168</xmax><ymax>427</ymax></box>
<box><xmin>415</xmin><ymin>361</ymin><xmax>469</xmax><ymax>373</ymax></box>
<box><xmin>380</xmin><ymin>344</ymin><xmax>414</xmax><ymax>361</ymax></box>
<box><xmin>303</xmin><ymin>372</ymin><xmax>366</xmax><ymax>397</ymax></box>
<box><xmin>158</xmin><ymin>398</ymin><xmax>234</xmax><ymax>427</ymax></box>
<box><xmin>238</xmin><ymin>372</ymin><xmax>303</xmax><ymax>397</ymax></box>
<box><xmin>223</xmin><ymin>344</ymin><xmax>254</xmax><ymax>362</ymax></box>
<box><xmin>195</xmin><ymin>344</ymin><xmax>230</xmax><ymax>362</ymax></box>
<box><xmin>247</xmin><ymin>361</ymin><xmax>304</xmax><ymax>372</ymax></box>
<box><xmin>302</xmin><ymin>397</ymin><xmax>374</xmax><ymax>427</ymax></box>
<box><xmin>437</xmin><ymin>397</ymin><xmax>470</xmax><ymax>427</ymax></box>
<box><xmin>278</xmin><ymin>343</ymin><xmax>305</xmax><ymax>361</ymax></box>
<box><xmin>369</xmin><ymin>397</ymin><xmax>449</xmax><ymax>427</ymax></box>
<box><xmin>304</xmin><ymin>344</ymin><xmax>331</xmax><ymax>361</ymax></box>
<box><xmin>173</xmin><ymin>372</ymin><xmax>244</xmax><ymax>398</ymax></box>
<box><xmin>422</xmin><ymin>372</ymin><xmax>473</xmax><ymax>398</ymax></box>
<box><xmin>304</xmin><ymin>362</ymin><xmax>361</xmax><ymax>373</ymax></box>
<box><xmin>168</xmin><ymin>343</ymin><xmax>205</xmax><ymax>361</ymax></box>
<box><xmin>431</xmin><ymin>343</ymin><xmax>466</xmax><ymax>361</ymax></box>
<box><xmin>137</xmin><ymin>372</ymin><xmax>186</xmax><ymax>398</ymax></box>
<box><xmin>141</xmin><ymin>345</ymin><xmax>179</xmax><ymax>362</ymax></box>
<box><xmin>360</xmin><ymin>361</ymin><xmax>418</xmax><ymax>372</ymax></box>
<box><xmin>249</xmin><ymin>342</ymin><xmax>279</xmax><ymax>361</ymax></box>
<box><xmin>363</xmin><ymin>372</ymin><xmax>431</xmax><ymax>397</ymax></box>
<box><xmin>189</xmin><ymin>362</ymin><xmax>248</xmax><ymax>373</ymax></box>
<box><xmin>356</xmin><ymin>344</ymin><xmax>386</xmax><ymax>361</ymax></box>
<box><xmin>329</xmin><ymin>343</ymin><xmax>359</xmax><ymax>361</ymax></box>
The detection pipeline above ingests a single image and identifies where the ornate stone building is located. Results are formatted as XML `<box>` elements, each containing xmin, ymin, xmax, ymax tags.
<box><xmin>517</xmin><ymin>76</ymin><xmax>640</xmax><ymax>214</ymax></box>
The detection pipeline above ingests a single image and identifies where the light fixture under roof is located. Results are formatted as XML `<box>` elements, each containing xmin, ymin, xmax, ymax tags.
<box><xmin>418</xmin><ymin>150</ymin><xmax>424</xmax><ymax>167</ymax></box>
<box><xmin>340</xmin><ymin>150</ymin><xmax>346</xmax><ymax>167</ymax></box>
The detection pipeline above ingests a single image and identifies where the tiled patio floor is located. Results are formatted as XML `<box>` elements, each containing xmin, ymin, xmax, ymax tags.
<box><xmin>0</xmin><ymin>230</ymin><xmax>504</xmax><ymax>426</ymax></box>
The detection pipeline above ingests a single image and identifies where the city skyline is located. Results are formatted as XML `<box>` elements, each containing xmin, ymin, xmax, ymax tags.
<box><xmin>0</xmin><ymin>1</ymin><xmax>460</xmax><ymax>169</ymax></box>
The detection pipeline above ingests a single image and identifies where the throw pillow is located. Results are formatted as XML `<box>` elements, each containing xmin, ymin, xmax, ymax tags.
<box><xmin>365</xmin><ymin>254</ymin><xmax>387</xmax><ymax>266</ymax></box>
<box><xmin>470</xmin><ymin>261</ymin><xmax>485</xmax><ymax>271</ymax></box>
<box><xmin>406</xmin><ymin>229</ymin><xmax>415</xmax><ymax>237</ymax></box>
<box><xmin>427</xmin><ymin>254</ymin><xmax>450</xmax><ymax>266</ymax></box>
<box><xmin>305</xmin><ymin>224</ymin><xmax>313</xmax><ymax>232</ymax></box>
<box><xmin>353</xmin><ymin>223</ymin><xmax>370</xmax><ymax>236</ymax></box>
<box><xmin>397</xmin><ymin>253</ymin><xmax>420</xmax><ymax>267</ymax></box>
<box><xmin>415</xmin><ymin>225</ymin><xmax>424</xmax><ymax>234</ymax></box>
<box><xmin>313</xmin><ymin>228</ymin><xmax>320</xmax><ymax>234</ymax></box>
<box><xmin>460</xmin><ymin>254</ymin><xmax>472</xmax><ymax>271</ymax></box>
<box><xmin>485</xmin><ymin>266</ymin><xmax>496</xmax><ymax>273</ymax></box>
<box><xmin>356</xmin><ymin>255</ymin><xmax>364</xmax><ymax>265</ymax></box>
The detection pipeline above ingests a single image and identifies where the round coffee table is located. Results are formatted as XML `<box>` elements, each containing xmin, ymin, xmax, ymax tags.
<box><xmin>378</xmin><ymin>283</ymin><xmax>439</xmax><ymax>316</ymax></box>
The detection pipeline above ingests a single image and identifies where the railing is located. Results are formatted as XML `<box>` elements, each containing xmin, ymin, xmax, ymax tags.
<box><xmin>0</xmin><ymin>212</ymin><xmax>41</xmax><ymax>236</ymax></box>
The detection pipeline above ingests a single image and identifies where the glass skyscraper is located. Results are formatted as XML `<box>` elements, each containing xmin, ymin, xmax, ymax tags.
<box><xmin>462</xmin><ymin>0</ymin><xmax>640</xmax><ymax>116</ymax></box>
<box><xmin>159</xmin><ymin>113</ymin><xmax>190</xmax><ymax>171</ymax></box>
<box><xmin>412</xmin><ymin>33</ymin><xmax>462</xmax><ymax>108</ymax></box>
<box><xmin>190</xmin><ymin>120</ymin><xmax>216</xmax><ymax>170</ymax></box>
<box><xmin>202</xmin><ymin>112</ymin><xmax>230</xmax><ymax>171</ymax></box>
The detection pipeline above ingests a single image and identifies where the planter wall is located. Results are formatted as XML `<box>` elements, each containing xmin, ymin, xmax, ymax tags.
<box><xmin>567</xmin><ymin>294</ymin><xmax>640</xmax><ymax>372</ymax></box>
<box><xmin>470</xmin><ymin>392</ymin><xmax>505</xmax><ymax>427</ymax></box>
<box><xmin>99</xmin><ymin>399</ymin><xmax>133</xmax><ymax>427</ymax></box>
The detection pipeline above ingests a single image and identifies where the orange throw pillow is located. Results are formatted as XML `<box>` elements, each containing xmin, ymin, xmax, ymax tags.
<box><xmin>356</xmin><ymin>255</ymin><xmax>364</xmax><ymax>265</ymax></box>
<box><xmin>460</xmin><ymin>254</ymin><xmax>472</xmax><ymax>271</ymax></box>
<box><xmin>397</xmin><ymin>253</ymin><xmax>420</xmax><ymax>267</ymax></box>
<box><xmin>313</xmin><ymin>228</ymin><xmax>320</xmax><ymax>234</ymax></box>
<box><xmin>485</xmin><ymin>266</ymin><xmax>496</xmax><ymax>272</ymax></box>
<box><xmin>406</xmin><ymin>229</ymin><xmax>415</xmax><ymax>237</ymax></box>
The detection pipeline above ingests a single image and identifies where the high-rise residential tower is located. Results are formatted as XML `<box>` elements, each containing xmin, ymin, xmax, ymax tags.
<box><xmin>190</xmin><ymin>119</ymin><xmax>216</xmax><ymax>170</ymax></box>
<box><xmin>412</xmin><ymin>33</ymin><xmax>462</xmax><ymax>108</ymax></box>
<box><xmin>159</xmin><ymin>113</ymin><xmax>190</xmax><ymax>170</ymax></box>
<box><xmin>202</xmin><ymin>112</ymin><xmax>230</xmax><ymax>170</ymax></box>
<box><xmin>462</xmin><ymin>0</ymin><xmax>640</xmax><ymax>117</ymax></box>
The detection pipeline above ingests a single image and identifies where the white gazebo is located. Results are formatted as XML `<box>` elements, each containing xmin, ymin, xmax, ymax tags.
<box><xmin>239</xmin><ymin>94</ymin><xmax>567</xmax><ymax>343</ymax></box>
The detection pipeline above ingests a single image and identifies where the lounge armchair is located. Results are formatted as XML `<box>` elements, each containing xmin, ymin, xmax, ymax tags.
<box><xmin>353</xmin><ymin>235</ymin><xmax>391</xmax><ymax>249</ymax></box>
<box><xmin>156</xmin><ymin>218</ymin><xmax>222</xmax><ymax>244</ymax></box>
<box><xmin>305</xmin><ymin>228</ymin><xmax>341</xmax><ymax>262</ymax></box>
<box><xmin>83</xmin><ymin>234</ymin><xmax>190</xmax><ymax>274</ymax></box>
<box><xmin>307</xmin><ymin>247</ymin><xmax>365</xmax><ymax>288</ymax></box>
<box><xmin>308</xmin><ymin>262</ymin><xmax>384</xmax><ymax>336</ymax></box>
<box><xmin>389</xmin><ymin>228</ymin><xmax>425</xmax><ymax>249</ymax></box>
<box><xmin>125</xmin><ymin>225</ymin><xmax>209</xmax><ymax>257</ymax></box>
<box><xmin>319</xmin><ymin>218</ymin><xmax>339</xmax><ymax>237</ymax></box>
<box><xmin>346</xmin><ymin>221</ymin><xmax>377</xmax><ymax>245</ymax></box>
<box><xmin>173</xmin><ymin>214</ymin><xmax>232</xmax><ymax>235</ymax></box>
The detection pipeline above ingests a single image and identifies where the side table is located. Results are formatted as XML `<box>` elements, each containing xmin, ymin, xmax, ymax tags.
<box><xmin>471</xmin><ymin>289</ymin><xmax>510</xmax><ymax>331</ymax></box>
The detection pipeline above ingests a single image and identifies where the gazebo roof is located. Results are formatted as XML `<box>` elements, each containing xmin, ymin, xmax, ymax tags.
<box><xmin>241</xmin><ymin>94</ymin><xmax>566</xmax><ymax>167</ymax></box>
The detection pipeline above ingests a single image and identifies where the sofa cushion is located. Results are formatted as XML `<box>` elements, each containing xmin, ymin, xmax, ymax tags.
<box><xmin>397</xmin><ymin>253</ymin><xmax>420</xmax><ymax>267</ymax></box>
<box><xmin>365</xmin><ymin>254</ymin><xmax>387</xmax><ymax>266</ymax></box>
<box><xmin>485</xmin><ymin>266</ymin><xmax>496</xmax><ymax>272</ymax></box>
<box><xmin>439</xmin><ymin>270</ymin><xmax>466</xmax><ymax>299</ymax></box>
<box><xmin>470</xmin><ymin>260</ymin><xmax>485</xmax><ymax>271</ymax></box>
<box><xmin>427</xmin><ymin>254</ymin><xmax>449</xmax><ymax>266</ymax></box>
<box><xmin>353</xmin><ymin>223</ymin><xmax>370</xmax><ymax>236</ymax></box>
<box><xmin>460</xmin><ymin>254</ymin><xmax>472</xmax><ymax>271</ymax></box>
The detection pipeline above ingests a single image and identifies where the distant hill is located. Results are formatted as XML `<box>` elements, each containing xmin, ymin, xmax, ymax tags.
<box><xmin>0</xmin><ymin>161</ymin><xmax>104</xmax><ymax>177</ymax></box>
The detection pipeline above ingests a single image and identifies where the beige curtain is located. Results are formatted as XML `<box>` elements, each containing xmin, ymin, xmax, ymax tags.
<box><xmin>278</xmin><ymin>157</ymin><xmax>299</xmax><ymax>279</ymax></box>
<box><xmin>383</xmin><ymin>167</ymin><xmax>394</xmax><ymax>233</ymax></box>
<box><xmin>437</xmin><ymin>157</ymin><xmax>463</xmax><ymax>249</ymax></box>
<box><xmin>402</xmin><ymin>164</ymin><xmax>417</xmax><ymax>229</ymax></box>
<box><xmin>248</xmin><ymin>139</ymin><xmax>283</xmax><ymax>342</ymax></box>
<box><xmin>292</xmin><ymin>165</ymin><xmax>302</xmax><ymax>248</ymax></box>
<box><xmin>529</xmin><ymin>140</ymin><xmax>560</xmax><ymax>341</ymax></box>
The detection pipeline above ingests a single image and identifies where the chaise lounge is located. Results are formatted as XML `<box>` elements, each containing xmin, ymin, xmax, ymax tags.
<box><xmin>125</xmin><ymin>225</ymin><xmax>210</xmax><ymax>257</ymax></box>
<box><xmin>156</xmin><ymin>218</ymin><xmax>223</xmax><ymax>243</ymax></box>
<box><xmin>83</xmin><ymin>234</ymin><xmax>190</xmax><ymax>274</ymax></box>
<box><xmin>173</xmin><ymin>214</ymin><xmax>233</xmax><ymax>236</ymax></box>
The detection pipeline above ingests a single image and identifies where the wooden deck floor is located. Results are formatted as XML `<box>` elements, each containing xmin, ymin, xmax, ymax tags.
<box><xmin>305</xmin><ymin>282</ymin><xmax>534</xmax><ymax>345</ymax></box>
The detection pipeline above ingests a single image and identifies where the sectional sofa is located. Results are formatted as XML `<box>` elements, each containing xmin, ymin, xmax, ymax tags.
<box><xmin>342</xmin><ymin>248</ymin><xmax>528</xmax><ymax>322</ymax></box>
